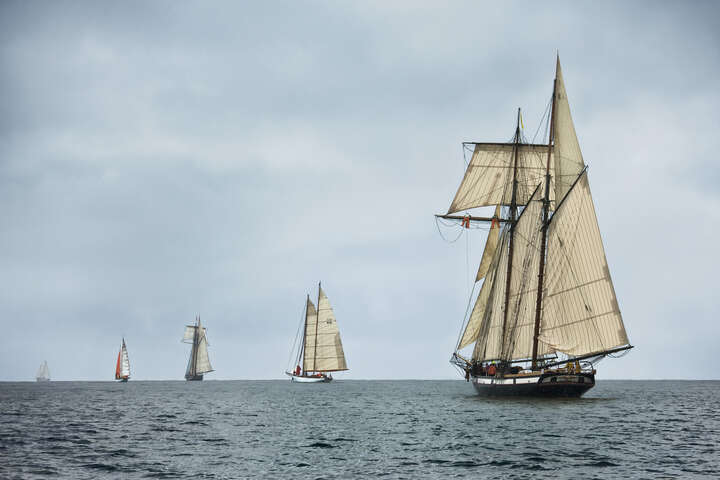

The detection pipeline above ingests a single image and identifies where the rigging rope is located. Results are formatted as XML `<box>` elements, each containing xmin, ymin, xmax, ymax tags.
<box><xmin>286</xmin><ymin>302</ymin><xmax>307</xmax><ymax>372</ymax></box>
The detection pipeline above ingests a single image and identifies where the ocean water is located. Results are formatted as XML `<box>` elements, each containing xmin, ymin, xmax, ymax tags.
<box><xmin>1</xmin><ymin>380</ymin><xmax>718</xmax><ymax>479</ymax></box>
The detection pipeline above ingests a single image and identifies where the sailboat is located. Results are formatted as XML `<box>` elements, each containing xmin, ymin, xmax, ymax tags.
<box><xmin>437</xmin><ymin>57</ymin><xmax>632</xmax><ymax>397</ymax></box>
<box><xmin>115</xmin><ymin>338</ymin><xmax>130</xmax><ymax>382</ymax></box>
<box><xmin>182</xmin><ymin>316</ymin><xmax>214</xmax><ymax>381</ymax></box>
<box><xmin>286</xmin><ymin>283</ymin><xmax>348</xmax><ymax>383</ymax></box>
<box><xmin>36</xmin><ymin>361</ymin><xmax>50</xmax><ymax>382</ymax></box>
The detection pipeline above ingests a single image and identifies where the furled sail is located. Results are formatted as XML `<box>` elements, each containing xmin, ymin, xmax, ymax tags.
<box><xmin>553</xmin><ymin>59</ymin><xmax>585</xmax><ymax>204</ymax></box>
<box><xmin>540</xmin><ymin>171</ymin><xmax>629</xmax><ymax>356</ymax></box>
<box><xmin>475</xmin><ymin>205</ymin><xmax>502</xmax><ymax>281</ymax></box>
<box><xmin>303</xmin><ymin>287</ymin><xmax>348</xmax><ymax>372</ymax></box>
<box><xmin>447</xmin><ymin>143</ymin><xmax>555</xmax><ymax>214</ymax></box>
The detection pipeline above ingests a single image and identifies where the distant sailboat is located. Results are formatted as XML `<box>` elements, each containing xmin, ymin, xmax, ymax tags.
<box><xmin>36</xmin><ymin>361</ymin><xmax>50</xmax><ymax>382</ymax></box>
<box><xmin>115</xmin><ymin>339</ymin><xmax>130</xmax><ymax>382</ymax></box>
<box><xmin>286</xmin><ymin>283</ymin><xmax>348</xmax><ymax>383</ymax></box>
<box><xmin>182</xmin><ymin>316</ymin><xmax>214</xmax><ymax>381</ymax></box>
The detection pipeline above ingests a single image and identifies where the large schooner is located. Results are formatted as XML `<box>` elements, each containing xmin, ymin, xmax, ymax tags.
<box><xmin>286</xmin><ymin>283</ymin><xmax>348</xmax><ymax>383</ymax></box>
<box><xmin>182</xmin><ymin>316</ymin><xmax>214</xmax><ymax>381</ymax></box>
<box><xmin>36</xmin><ymin>360</ymin><xmax>50</xmax><ymax>382</ymax></box>
<box><xmin>115</xmin><ymin>338</ymin><xmax>131</xmax><ymax>382</ymax></box>
<box><xmin>438</xmin><ymin>58</ymin><xmax>632</xmax><ymax>397</ymax></box>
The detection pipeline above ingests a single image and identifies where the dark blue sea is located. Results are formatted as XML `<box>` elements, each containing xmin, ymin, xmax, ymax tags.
<box><xmin>1</xmin><ymin>380</ymin><xmax>718</xmax><ymax>479</ymax></box>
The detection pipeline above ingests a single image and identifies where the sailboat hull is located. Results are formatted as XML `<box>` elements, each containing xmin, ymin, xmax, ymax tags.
<box><xmin>185</xmin><ymin>374</ymin><xmax>203</xmax><ymax>381</ymax></box>
<box><xmin>287</xmin><ymin>372</ymin><xmax>332</xmax><ymax>383</ymax></box>
<box><xmin>471</xmin><ymin>372</ymin><xmax>595</xmax><ymax>397</ymax></box>
<box><xmin>35</xmin><ymin>378</ymin><xmax>50</xmax><ymax>382</ymax></box>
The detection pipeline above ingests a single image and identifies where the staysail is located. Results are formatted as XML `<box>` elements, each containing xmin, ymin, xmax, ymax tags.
<box><xmin>303</xmin><ymin>287</ymin><xmax>348</xmax><ymax>372</ymax></box>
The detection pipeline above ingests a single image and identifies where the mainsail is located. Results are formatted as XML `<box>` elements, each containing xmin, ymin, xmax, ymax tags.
<box><xmin>115</xmin><ymin>339</ymin><xmax>130</xmax><ymax>380</ymax></box>
<box><xmin>36</xmin><ymin>361</ymin><xmax>50</xmax><ymax>381</ymax></box>
<box><xmin>183</xmin><ymin>317</ymin><xmax>214</xmax><ymax>378</ymax></box>
<box><xmin>449</xmin><ymin>57</ymin><xmax>631</xmax><ymax>369</ymax></box>
<box><xmin>302</xmin><ymin>286</ymin><xmax>348</xmax><ymax>373</ymax></box>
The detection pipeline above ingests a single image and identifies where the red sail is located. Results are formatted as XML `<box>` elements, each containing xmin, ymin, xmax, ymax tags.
<box><xmin>115</xmin><ymin>350</ymin><xmax>122</xmax><ymax>379</ymax></box>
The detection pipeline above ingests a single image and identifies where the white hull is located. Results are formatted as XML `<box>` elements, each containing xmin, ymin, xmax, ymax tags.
<box><xmin>286</xmin><ymin>372</ymin><xmax>332</xmax><ymax>383</ymax></box>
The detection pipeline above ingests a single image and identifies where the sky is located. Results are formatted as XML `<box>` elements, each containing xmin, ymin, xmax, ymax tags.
<box><xmin>1</xmin><ymin>1</ymin><xmax>718</xmax><ymax>381</ymax></box>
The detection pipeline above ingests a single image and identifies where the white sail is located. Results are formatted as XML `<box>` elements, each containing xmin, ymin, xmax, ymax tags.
<box><xmin>183</xmin><ymin>318</ymin><xmax>213</xmax><ymax>376</ymax></box>
<box><xmin>120</xmin><ymin>342</ymin><xmax>131</xmax><ymax>378</ymax></box>
<box><xmin>475</xmin><ymin>205</ymin><xmax>502</xmax><ymax>282</ymax></box>
<box><xmin>36</xmin><ymin>361</ymin><xmax>50</xmax><ymax>380</ymax></box>
<box><xmin>540</xmin><ymin>171</ymin><xmax>629</xmax><ymax>356</ymax></box>
<box><xmin>553</xmin><ymin>59</ymin><xmax>585</xmax><ymax>204</ymax></box>
<box><xmin>303</xmin><ymin>287</ymin><xmax>348</xmax><ymax>372</ymax></box>
<box><xmin>458</xmin><ymin>229</ymin><xmax>506</xmax><ymax>350</ymax></box>
<box><xmin>194</xmin><ymin>334</ymin><xmax>213</xmax><ymax>374</ymax></box>
<box><xmin>448</xmin><ymin>143</ymin><xmax>555</xmax><ymax>214</ymax></box>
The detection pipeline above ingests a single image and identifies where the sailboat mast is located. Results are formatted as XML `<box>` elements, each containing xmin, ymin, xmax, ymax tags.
<box><xmin>313</xmin><ymin>282</ymin><xmax>321</xmax><ymax>373</ymax></box>
<box><xmin>300</xmin><ymin>294</ymin><xmax>309</xmax><ymax>372</ymax></box>
<box><xmin>531</xmin><ymin>66</ymin><xmax>558</xmax><ymax>370</ymax></box>
<box><xmin>501</xmin><ymin>109</ymin><xmax>522</xmax><ymax>357</ymax></box>
<box><xmin>191</xmin><ymin>316</ymin><xmax>200</xmax><ymax>377</ymax></box>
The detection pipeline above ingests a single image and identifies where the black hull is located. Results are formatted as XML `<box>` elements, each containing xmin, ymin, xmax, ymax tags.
<box><xmin>185</xmin><ymin>374</ymin><xmax>203</xmax><ymax>381</ymax></box>
<box><xmin>116</xmin><ymin>377</ymin><xmax>129</xmax><ymax>383</ymax></box>
<box><xmin>471</xmin><ymin>372</ymin><xmax>595</xmax><ymax>398</ymax></box>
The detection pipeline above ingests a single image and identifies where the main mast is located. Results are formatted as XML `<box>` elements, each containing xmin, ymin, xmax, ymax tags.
<box><xmin>501</xmin><ymin>109</ymin><xmax>522</xmax><ymax>358</ymax></box>
<box><xmin>300</xmin><ymin>294</ymin><xmax>309</xmax><ymax>373</ymax></box>
<box><xmin>531</xmin><ymin>65</ymin><xmax>558</xmax><ymax>370</ymax></box>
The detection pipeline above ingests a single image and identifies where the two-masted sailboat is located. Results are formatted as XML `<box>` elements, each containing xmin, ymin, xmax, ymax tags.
<box><xmin>286</xmin><ymin>283</ymin><xmax>348</xmax><ymax>383</ymax></box>
<box><xmin>182</xmin><ymin>316</ymin><xmax>214</xmax><ymax>381</ymax></box>
<box><xmin>115</xmin><ymin>338</ymin><xmax>131</xmax><ymax>382</ymax></box>
<box><xmin>36</xmin><ymin>361</ymin><xmax>50</xmax><ymax>382</ymax></box>
<box><xmin>438</xmin><ymin>58</ymin><xmax>632</xmax><ymax>397</ymax></box>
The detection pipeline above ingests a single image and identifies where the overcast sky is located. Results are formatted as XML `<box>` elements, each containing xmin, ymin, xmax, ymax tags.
<box><xmin>1</xmin><ymin>1</ymin><xmax>718</xmax><ymax>381</ymax></box>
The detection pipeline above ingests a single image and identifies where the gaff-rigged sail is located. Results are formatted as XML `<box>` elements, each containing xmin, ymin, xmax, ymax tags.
<box><xmin>540</xmin><ymin>171</ymin><xmax>629</xmax><ymax>356</ymax></box>
<box><xmin>303</xmin><ymin>287</ymin><xmax>348</xmax><ymax>373</ymax></box>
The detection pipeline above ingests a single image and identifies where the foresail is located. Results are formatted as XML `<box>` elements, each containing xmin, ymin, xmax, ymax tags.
<box><xmin>458</xmin><ymin>229</ymin><xmax>505</xmax><ymax>350</ymax></box>
<box><xmin>553</xmin><ymin>59</ymin><xmax>585</xmax><ymax>204</ymax></box>
<box><xmin>303</xmin><ymin>288</ymin><xmax>348</xmax><ymax>372</ymax></box>
<box><xmin>540</xmin><ymin>171</ymin><xmax>629</xmax><ymax>357</ymax></box>
<box><xmin>121</xmin><ymin>344</ymin><xmax>131</xmax><ymax>377</ymax></box>
<box><xmin>448</xmin><ymin>143</ymin><xmax>555</xmax><ymax>214</ymax></box>
<box><xmin>476</xmin><ymin>205</ymin><xmax>501</xmax><ymax>282</ymax></box>
<box><xmin>471</xmin><ymin>187</ymin><xmax>554</xmax><ymax>362</ymax></box>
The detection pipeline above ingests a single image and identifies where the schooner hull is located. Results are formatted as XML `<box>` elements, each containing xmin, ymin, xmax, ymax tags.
<box><xmin>471</xmin><ymin>372</ymin><xmax>595</xmax><ymax>397</ymax></box>
<box><xmin>185</xmin><ymin>374</ymin><xmax>203</xmax><ymax>381</ymax></box>
<box><xmin>36</xmin><ymin>378</ymin><xmax>50</xmax><ymax>382</ymax></box>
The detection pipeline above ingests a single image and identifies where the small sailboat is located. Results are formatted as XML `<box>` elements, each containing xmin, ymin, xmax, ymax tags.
<box><xmin>437</xmin><ymin>57</ymin><xmax>633</xmax><ymax>397</ymax></box>
<box><xmin>286</xmin><ymin>283</ymin><xmax>348</xmax><ymax>383</ymax></box>
<box><xmin>182</xmin><ymin>316</ymin><xmax>214</xmax><ymax>381</ymax></box>
<box><xmin>115</xmin><ymin>338</ymin><xmax>130</xmax><ymax>382</ymax></box>
<box><xmin>36</xmin><ymin>361</ymin><xmax>50</xmax><ymax>382</ymax></box>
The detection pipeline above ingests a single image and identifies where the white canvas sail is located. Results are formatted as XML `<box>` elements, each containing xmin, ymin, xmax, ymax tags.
<box><xmin>303</xmin><ymin>287</ymin><xmax>348</xmax><ymax>372</ymax></box>
<box><xmin>36</xmin><ymin>361</ymin><xmax>50</xmax><ymax>380</ymax></box>
<box><xmin>183</xmin><ymin>318</ymin><xmax>213</xmax><ymax>376</ymax></box>
<box><xmin>553</xmin><ymin>59</ymin><xmax>585</xmax><ymax>204</ymax></box>
<box><xmin>120</xmin><ymin>342</ymin><xmax>130</xmax><ymax>378</ymax></box>
<box><xmin>540</xmin><ymin>171</ymin><xmax>629</xmax><ymax>357</ymax></box>
<box><xmin>475</xmin><ymin>205</ymin><xmax>502</xmax><ymax>282</ymax></box>
<box><xmin>194</xmin><ymin>334</ymin><xmax>213</xmax><ymax>374</ymax></box>
<box><xmin>448</xmin><ymin>143</ymin><xmax>555</xmax><ymax>214</ymax></box>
